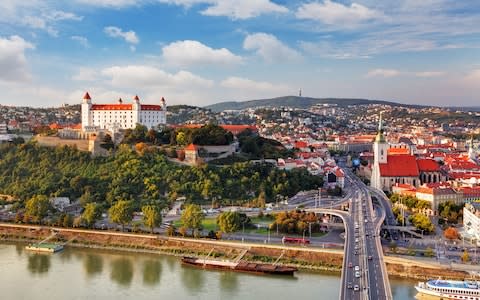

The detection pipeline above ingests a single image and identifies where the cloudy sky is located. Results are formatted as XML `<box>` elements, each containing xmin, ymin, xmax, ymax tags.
<box><xmin>1</xmin><ymin>0</ymin><xmax>480</xmax><ymax>107</ymax></box>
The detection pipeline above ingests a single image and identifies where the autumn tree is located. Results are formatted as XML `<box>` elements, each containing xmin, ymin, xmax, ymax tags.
<box><xmin>217</xmin><ymin>211</ymin><xmax>241</xmax><ymax>233</ymax></box>
<box><xmin>444</xmin><ymin>227</ymin><xmax>459</xmax><ymax>240</ymax></box>
<box><xmin>82</xmin><ymin>202</ymin><xmax>102</xmax><ymax>228</ymax></box>
<box><xmin>142</xmin><ymin>204</ymin><xmax>162</xmax><ymax>233</ymax></box>
<box><xmin>25</xmin><ymin>195</ymin><xmax>51</xmax><ymax>223</ymax></box>
<box><xmin>108</xmin><ymin>200</ymin><xmax>133</xmax><ymax>231</ymax></box>
<box><xmin>181</xmin><ymin>204</ymin><xmax>204</xmax><ymax>236</ymax></box>
<box><xmin>462</xmin><ymin>249</ymin><xmax>470</xmax><ymax>263</ymax></box>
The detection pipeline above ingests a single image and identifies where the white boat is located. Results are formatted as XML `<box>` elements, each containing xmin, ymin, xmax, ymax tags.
<box><xmin>415</xmin><ymin>279</ymin><xmax>480</xmax><ymax>299</ymax></box>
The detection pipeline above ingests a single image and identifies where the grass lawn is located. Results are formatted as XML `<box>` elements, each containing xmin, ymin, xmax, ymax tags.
<box><xmin>174</xmin><ymin>217</ymin><xmax>218</xmax><ymax>231</ymax></box>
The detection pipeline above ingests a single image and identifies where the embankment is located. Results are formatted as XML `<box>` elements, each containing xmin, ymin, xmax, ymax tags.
<box><xmin>0</xmin><ymin>223</ymin><xmax>469</xmax><ymax>280</ymax></box>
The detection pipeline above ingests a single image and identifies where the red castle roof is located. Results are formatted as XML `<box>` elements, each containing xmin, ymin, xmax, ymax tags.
<box><xmin>379</xmin><ymin>155</ymin><xmax>419</xmax><ymax>177</ymax></box>
<box><xmin>91</xmin><ymin>104</ymin><xmax>133</xmax><ymax>110</ymax></box>
<box><xmin>83</xmin><ymin>92</ymin><xmax>91</xmax><ymax>100</ymax></box>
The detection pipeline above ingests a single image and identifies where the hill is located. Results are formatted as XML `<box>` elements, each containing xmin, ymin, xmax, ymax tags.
<box><xmin>205</xmin><ymin>96</ymin><xmax>425</xmax><ymax>112</ymax></box>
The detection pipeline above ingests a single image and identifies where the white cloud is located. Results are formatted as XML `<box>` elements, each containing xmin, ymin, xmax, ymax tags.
<box><xmin>200</xmin><ymin>0</ymin><xmax>288</xmax><ymax>19</ymax></box>
<box><xmin>296</xmin><ymin>0</ymin><xmax>382</xmax><ymax>26</ymax></box>
<box><xmin>75</xmin><ymin>0</ymin><xmax>141</xmax><ymax>8</ymax></box>
<box><xmin>243</xmin><ymin>33</ymin><xmax>301</xmax><ymax>63</ymax></box>
<box><xmin>162</xmin><ymin>40</ymin><xmax>242</xmax><ymax>66</ymax></box>
<box><xmin>464</xmin><ymin>69</ymin><xmax>480</xmax><ymax>85</ymax></box>
<box><xmin>365</xmin><ymin>69</ymin><xmax>401</xmax><ymax>78</ymax></box>
<box><xmin>415</xmin><ymin>71</ymin><xmax>446</xmax><ymax>78</ymax></box>
<box><xmin>221</xmin><ymin>76</ymin><xmax>290</xmax><ymax>93</ymax></box>
<box><xmin>104</xmin><ymin>26</ymin><xmax>139</xmax><ymax>44</ymax></box>
<box><xmin>101</xmin><ymin>65</ymin><xmax>214</xmax><ymax>89</ymax></box>
<box><xmin>72</xmin><ymin>67</ymin><xmax>97</xmax><ymax>81</ymax></box>
<box><xmin>0</xmin><ymin>35</ymin><xmax>34</xmax><ymax>82</ymax></box>
<box><xmin>71</xmin><ymin>36</ymin><xmax>90</xmax><ymax>48</ymax></box>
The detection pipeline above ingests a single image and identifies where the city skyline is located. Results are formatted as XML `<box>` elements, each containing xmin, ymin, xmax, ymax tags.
<box><xmin>1</xmin><ymin>0</ymin><xmax>480</xmax><ymax>107</ymax></box>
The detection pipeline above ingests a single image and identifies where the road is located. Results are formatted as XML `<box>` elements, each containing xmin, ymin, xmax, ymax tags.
<box><xmin>345</xmin><ymin>169</ymin><xmax>392</xmax><ymax>300</ymax></box>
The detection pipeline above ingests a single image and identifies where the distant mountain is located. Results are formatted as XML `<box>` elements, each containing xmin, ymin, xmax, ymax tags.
<box><xmin>205</xmin><ymin>96</ymin><xmax>424</xmax><ymax>112</ymax></box>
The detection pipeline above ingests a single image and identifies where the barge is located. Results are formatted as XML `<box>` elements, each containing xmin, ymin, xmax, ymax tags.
<box><xmin>181</xmin><ymin>256</ymin><xmax>297</xmax><ymax>275</ymax></box>
<box><xmin>25</xmin><ymin>243</ymin><xmax>64</xmax><ymax>253</ymax></box>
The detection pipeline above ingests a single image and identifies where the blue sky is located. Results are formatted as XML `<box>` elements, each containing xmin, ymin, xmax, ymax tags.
<box><xmin>1</xmin><ymin>0</ymin><xmax>480</xmax><ymax>107</ymax></box>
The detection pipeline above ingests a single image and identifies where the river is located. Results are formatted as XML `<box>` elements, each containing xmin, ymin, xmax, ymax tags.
<box><xmin>0</xmin><ymin>243</ymin><xmax>417</xmax><ymax>299</ymax></box>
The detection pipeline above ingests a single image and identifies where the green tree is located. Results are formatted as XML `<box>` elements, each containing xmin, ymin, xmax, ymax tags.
<box><xmin>25</xmin><ymin>195</ymin><xmax>51</xmax><ymax>223</ymax></box>
<box><xmin>100</xmin><ymin>134</ymin><xmax>114</xmax><ymax>150</ymax></box>
<box><xmin>108</xmin><ymin>200</ymin><xmax>133</xmax><ymax>231</ymax></box>
<box><xmin>425</xmin><ymin>247</ymin><xmax>435</xmax><ymax>258</ymax></box>
<box><xmin>389</xmin><ymin>241</ymin><xmax>398</xmax><ymax>254</ymax></box>
<box><xmin>63</xmin><ymin>214</ymin><xmax>73</xmax><ymax>227</ymax></box>
<box><xmin>82</xmin><ymin>203</ymin><xmax>102</xmax><ymax>228</ymax></box>
<box><xmin>181</xmin><ymin>204</ymin><xmax>204</xmax><ymax>236</ymax></box>
<box><xmin>142</xmin><ymin>205</ymin><xmax>162</xmax><ymax>233</ymax></box>
<box><xmin>217</xmin><ymin>211</ymin><xmax>241</xmax><ymax>233</ymax></box>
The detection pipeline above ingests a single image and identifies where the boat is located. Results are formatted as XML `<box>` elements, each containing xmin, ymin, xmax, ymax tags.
<box><xmin>181</xmin><ymin>257</ymin><xmax>297</xmax><ymax>276</ymax></box>
<box><xmin>25</xmin><ymin>243</ymin><xmax>64</xmax><ymax>253</ymax></box>
<box><xmin>415</xmin><ymin>279</ymin><xmax>480</xmax><ymax>299</ymax></box>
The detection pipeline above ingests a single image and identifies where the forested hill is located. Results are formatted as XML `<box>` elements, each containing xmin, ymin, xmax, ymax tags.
<box><xmin>0</xmin><ymin>143</ymin><xmax>322</xmax><ymax>206</ymax></box>
<box><xmin>205</xmin><ymin>96</ymin><xmax>423</xmax><ymax>112</ymax></box>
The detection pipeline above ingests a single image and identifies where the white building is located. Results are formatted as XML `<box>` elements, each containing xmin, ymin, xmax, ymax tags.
<box><xmin>81</xmin><ymin>92</ymin><xmax>167</xmax><ymax>131</ymax></box>
<box><xmin>464</xmin><ymin>203</ymin><xmax>480</xmax><ymax>243</ymax></box>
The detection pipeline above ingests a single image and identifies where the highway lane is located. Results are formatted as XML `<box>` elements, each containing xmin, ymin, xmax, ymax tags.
<box><xmin>343</xmin><ymin>169</ymin><xmax>392</xmax><ymax>300</ymax></box>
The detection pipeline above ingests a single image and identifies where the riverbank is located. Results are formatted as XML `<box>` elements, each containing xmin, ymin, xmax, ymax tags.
<box><xmin>0</xmin><ymin>223</ymin><xmax>469</xmax><ymax>280</ymax></box>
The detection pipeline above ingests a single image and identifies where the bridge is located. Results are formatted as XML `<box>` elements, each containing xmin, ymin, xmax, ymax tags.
<box><xmin>308</xmin><ymin>169</ymin><xmax>392</xmax><ymax>300</ymax></box>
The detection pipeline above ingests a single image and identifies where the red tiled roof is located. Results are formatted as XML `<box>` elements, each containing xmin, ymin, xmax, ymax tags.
<box><xmin>141</xmin><ymin>105</ymin><xmax>162</xmax><ymax>111</ymax></box>
<box><xmin>83</xmin><ymin>92</ymin><xmax>91</xmax><ymax>100</ymax></box>
<box><xmin>134</xmin><ymin>95</ymin><xmax>140</xmax><ymax>101</ymax></box>
<box><xmin>295</xmin><ymin>141</ymin><xmax>308</xmax><ymax>149</ymax></box>
<box><xmin>184</xmin><ymin>144</ymin><xmax>198</xmax><ymax>151</ymax></box>
<box><xmin>417</xmin><ymin>159</ymin><xmax>440</xmax><ymax>172</ymax></box>
<box><xmin>91</xmin><ymin>104</ymin><xmax>133</xmax><ymax>110</ymax></box>
<box><xmin>379</xmin><ymin>155</ymin><xmax>419</xmax><ymax>177</ymax></box>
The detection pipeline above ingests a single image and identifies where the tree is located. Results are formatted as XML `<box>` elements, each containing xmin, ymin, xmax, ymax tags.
<box><xmin>100</xmin><ymin>134</ymin><xmax>114</xmax><ymax>150</ymax></box>
<box><xmin>217</xmin><ymin>211</ymin><xmax>241</xmax><ymax>233</ymax></box>
<box><xmin>63</xmin><ymin>214</ymin><xmax>73</xmax><ymax>227</ymax></box>
<box><xmin>108</xmin><ymin>200</ymin><xmax>133</xmax><ymax>231</ymax></box>
<box><xmin>444</xmin><ymin>227</ymin><xmax>459</xmax><ymax>240</ymax></box>
<box><xmin>389</xmin><ymin>241</ymin><xmax>398</xmax><ymax>254</ymax></box>
<box><xmin>25</xmin><ymin>195</ymin><xmax>51</xmax><ymax>223</ymax></box>
<box><xmin>82</xmin><ymin>203</ymin><xmax>102</xmax><ymax>228</ymax></box>
<box><xmin>166</xmin><ymin>224</ymin><xmax>176</xmax><ymax>236</ymax></box>
<box><xmin>180</xmin><ymin>204</ymin><xmax>204</xmax><ymax>236</ymax></box>
<box><xmin>462</xmin><ymin>249</ymin><xmax>470</xmax><ymax>263</ymax></box>
<box><xmin>142</xmin><ymin>205</ymin><xmax>162</xmax><ymax>233</ymax></box>
<box><xmin>425</xmin><ymin>247</ymin><xmax>435</xmax><ymax>258</ymax></box>
<box><xmin>408</xmin><ymin>213</ymin><xmax>435</xmax><ymax>233</ymax></box>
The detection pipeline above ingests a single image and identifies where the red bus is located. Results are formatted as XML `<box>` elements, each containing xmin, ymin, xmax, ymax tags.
<box><xmin>282</xmin><ymin>236</ymin><xmax>310</xmax><ymax>245</ymax></box>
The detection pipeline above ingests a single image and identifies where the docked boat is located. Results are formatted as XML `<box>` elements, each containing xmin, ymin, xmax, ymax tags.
<box><xmin>181</xmin><ymin>257</ymin><xmax>297</xmax><ymax>276</ymax></box>
<box><xmin>25</xmin><ymin>243</ymin><xmax>64</xmax><ymax>253</ymax></box>
<box><xmin>415</xmin><ymin>279</ymin><xmax>480</xmax><ymax>299</ymax></box>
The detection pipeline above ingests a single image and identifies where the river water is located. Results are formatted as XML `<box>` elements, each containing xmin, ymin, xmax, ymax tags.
<box><xmin>0</xmin><ymin>243</ymin><xmax>417</xmax><ymax>299</ymax></box>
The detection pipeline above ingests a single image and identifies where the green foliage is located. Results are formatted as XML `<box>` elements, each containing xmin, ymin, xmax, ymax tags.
<box><xmin>25</xmin><ymin>195</ymin><xmax>51</xmax><ymax>223</ymax></box>
<box><xmin>389</xmin><ymin>241</ymin><xmax>398</xmax><ymax>253</ymax></box>
<box><xmin>238</xmin><ymin>129</ymin><xmax>292</xmax><ymax>159</ymax></box>
<box><xmin>216</xmin><ymin>211</ymin><xmax>241</xmax><ymax>233</ymax></box>
<box><xmin>142</xmin><ymin>204</ymin><xmax>162</xmax><ymax>233</ymax></box>
<box><xmin>425</xmin><ymin>247</ymin><xmax>435</xmax><ymax>257</ymax></box>
<box><xmin>438</xmin><ymin>201</ymin><xmax>463</xmax><ymax>224</ymax></box>
<box><xmin>100</xmin><ymin>134</ymin><xmax>114</xmax><ymax>150</ymax></box>
<box><xmin>408</xmin><ymin>213</ymin><xmax>435</xmax><ymax>233</ymax></box>
<box><xmin>0</xmin><ymin>143</ymin><xmax>322</xmax><ymax>210</ymax></box>
<box><xmin>108</xmin><ymin>200</ymin><xmax>133</xmax><ymax>230</ymax></box>
<box><xmin>181</xmin><ymin>204</ymin><xmax>204</xmax><ymax>233</ymax></box>
<box><xmin>390</xmin><ymin>193</ymin><xmax>431</xmax><ymax>210</ymax></box>
<box><xmin>82</xmin><ymin>202</ymin><xmax>102</xmax><ymax>228</ymax></box>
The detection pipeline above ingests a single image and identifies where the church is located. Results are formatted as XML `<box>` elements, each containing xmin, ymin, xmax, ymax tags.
<box><xmin>81</xmin><ymin>92</ymin><xmax>167</xmax><ymax>131</ymax></box>
<box><xmin>370</xmin><ymin>113</ymin><xmax>446</xmax><ymax>192</ymax></box>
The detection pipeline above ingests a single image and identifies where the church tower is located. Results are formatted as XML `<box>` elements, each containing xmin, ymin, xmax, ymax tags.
<box><xmin>468</xmin><ymin>135</ymin><xmax>477</xmax><ymax>160</ymax></box>
<box><xmin>81</xmin><ymin>92</ymin><xmax>92</xmax><ymax>130</ymax></box>
<box><xmin>371</xmin><ymin>112</ymin><xmax>388</xmax><ymax>190</ymax></box>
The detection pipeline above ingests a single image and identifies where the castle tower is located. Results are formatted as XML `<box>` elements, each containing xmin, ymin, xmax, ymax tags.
<box><xmin>81</xmin><ymin>92</ymin><xmax>92</xmax><ymax>130</ymax></box>
<box><xmin>132</xmin><ymin>95</ymin><xmax>140</xmax><ymax>125</ymax></box>
<box><xmin>371</xmin><ymin>112</ymin><xmax>388</xmax><ymax>190</ymax></box>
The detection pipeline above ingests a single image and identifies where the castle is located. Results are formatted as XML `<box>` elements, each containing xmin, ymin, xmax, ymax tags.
<box><xmin>81</xmin><ymin>92</ymin><xmax>167</xmax><ymax>131</ymax></box>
